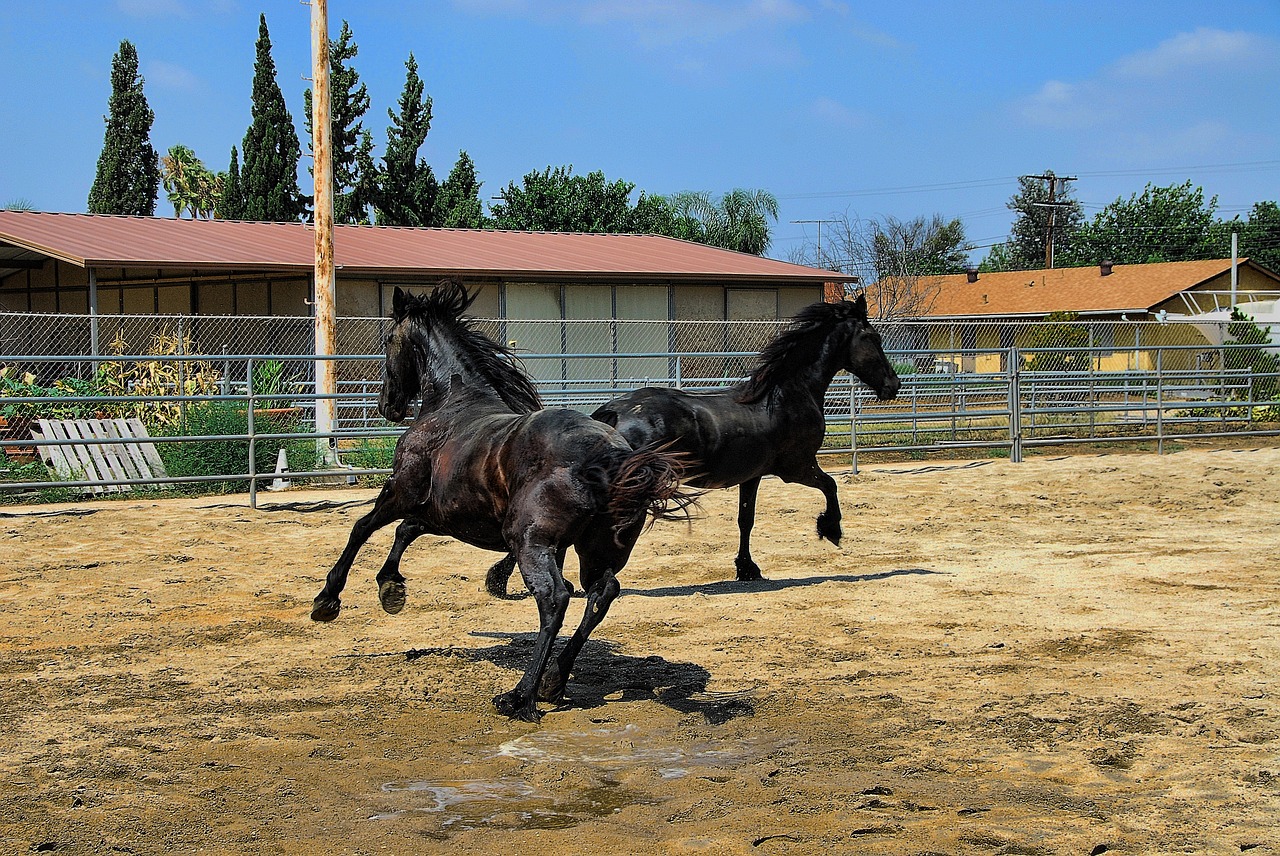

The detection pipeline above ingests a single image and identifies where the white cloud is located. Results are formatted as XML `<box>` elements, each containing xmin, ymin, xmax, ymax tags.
<box><xmin>145</xmin><ymin>60</ymin><xmax>199</xmax><ymax>91</ymax></box>
<box><xmin>1013</xmin><ymin>27</ymin><xmax>1280</xmax><ymax>148</ymax></box>
<box><xmin>117</xmin><ymin>0</ymin><xmax>190</xmax><ymax>17</ymax></box>
<box><xmin>1113</xmin><ymin>28</ymin><xmax>1271</xmax><ymax>79</ymax></box>
<box><xmin>454</xmin><ymin>0</ymin><xmax>810</xmax><ymax>47</ymax></box>
<box><xmin>811</xmin><ymin>96</ymin><xmax>873</xmax><ymax>130</ymax></box>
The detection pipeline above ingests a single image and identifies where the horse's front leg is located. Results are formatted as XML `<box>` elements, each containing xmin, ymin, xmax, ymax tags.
<box><xmin>795</xmin><ymin>461</ymin><xmax>842</xmax><ymax>546</ymax></box>
<box><xmin>734</xmin><ymin>476</ymin><xmax>764</xmax><ymax>581</ymax></box>
<box><xmin>375</xmin><ymin>517</ymin><xmax>430</xmax><ymax>615</ymax></box>
<box><xmin>492</xmin><ymin>542</ymin><xmax>570</xmax><ymax>723</ymax></box>
<box><xmin>311</xmin><ymin>486</ymin><xmax>409</xmax><ymax>622</ymax></box>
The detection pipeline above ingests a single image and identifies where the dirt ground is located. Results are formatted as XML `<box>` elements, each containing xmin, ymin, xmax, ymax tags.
<box><xmin>1</xmin><ymin>444</ymin><xmax>1278</xmax><ymax>855</ymax></box>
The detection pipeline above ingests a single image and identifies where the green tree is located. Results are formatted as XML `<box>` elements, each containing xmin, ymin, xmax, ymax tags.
<box><xmin>1068</xmin><ymin>181</ymin><xmax>1222</xmax><ymax>265</ymax></box>
<box><xmin>1224</xmin><ymin>308</ymin><xmax>1280</xmax><ymax>403</ymax></box>
<box><xmin>87</xmin><ymin>40</ymin><xmax>160</xmax><ymax>216</ymax></box>
<box><xmin>216</xmin><ymin>146</ymin><xmax>246</xmax><ymax>220</ymax></box>
<box><xmin>436</xmin><ymin>150</ymin><xmax>487</xmax><ymax>228</ymax></box>
<box><xmin>303</xmin><ymin>20</ymin><xmax>374</xmax><ymax>224</ymax></box>
<box><xmin>376</xmin><ymin>53</ymin><xmax>437</xmax><ymax>226</ymax></box>
<box><xmin>490</xmin><ymin>166</ymin><xmax>637</xmax><ymax>232</ymax></box>
<box><xmin>1024</xmin><ymin>311</ymin><xmax>1092</xmax><ymax>373</ymax></box>
<box><xmin>870</xmin><ymin>214</ymin><xmax>971</xmax><ymax>277</ymax></box>
<box><xmin>161</xmin><ymin>145</ymin><xmax>221</xmax><ymax>219</ymax></box>
<box><xmin>984</xmin><ymin>171</ymin><xmax>1084</xmax><ymax>271</ymax></box>
<box><xmin>1232</xmin><ymin>201</ymin><xmax>1280</xmax><ymax>274</ymax></box>
<box><xmin>629</xmin><ymin>192</ymin><xmax>704</xmax><ymax>241</ymax></box>
<box><xmin>239</xmin><ymin>14</ymin><xmax>304</xmax><ymax>222</ymax></box>
<box><xmin>668</xmin><ymin>188</ymin><xmax>779</xmax><ymax>255</ymax></box>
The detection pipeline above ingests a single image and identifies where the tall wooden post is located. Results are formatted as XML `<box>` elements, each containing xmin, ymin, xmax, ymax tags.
<box><xmin>311</xmin><ymin>0</ymin><xmax>338</xmax><ymax>464</ymax></box>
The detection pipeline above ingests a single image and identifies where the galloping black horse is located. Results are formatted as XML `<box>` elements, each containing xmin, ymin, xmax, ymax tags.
<box><xmin>486</xmin><ymin>294</ymin><xmax>899</xmax><ymax>594</ymax></box>
<box><xmin>311</xmin><ymin>283</ymin><xmax>695</xmax><ymax>722</ymax></box>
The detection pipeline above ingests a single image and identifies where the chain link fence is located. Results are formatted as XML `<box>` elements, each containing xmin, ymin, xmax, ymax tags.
<box><xmin>3</xmin><ymin>312</ymin><xmax>1277</xmax><ymax>502</ymax></box>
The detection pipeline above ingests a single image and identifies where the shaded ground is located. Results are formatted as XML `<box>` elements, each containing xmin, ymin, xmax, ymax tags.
<box><xmin>1</xmin><ymin>446</ymin><xmax>1277</xmax><ymax>854</ymax></box>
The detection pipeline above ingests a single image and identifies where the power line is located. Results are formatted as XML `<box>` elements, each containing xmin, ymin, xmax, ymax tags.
<box><xmin>776</xmin><ymin>159</ymin><xmax>1280</xmax><ymax>204</ymax></box>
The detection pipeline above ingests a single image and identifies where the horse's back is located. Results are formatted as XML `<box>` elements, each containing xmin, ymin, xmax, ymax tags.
<box><xmin>593</xmin><ymin>386</ymin><xmax>794</xmax><ymax>488</ymax></box>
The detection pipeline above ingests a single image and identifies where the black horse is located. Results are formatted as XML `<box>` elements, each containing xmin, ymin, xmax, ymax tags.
<box><xmin>485</xmin><ymin>294</ymin><xmax>899</xmax><ymax>594</ymax></box>
<box><xmin>311</xmin><ymin>283</ymin><xmax>695</xmax><ymax>722</ymax></box>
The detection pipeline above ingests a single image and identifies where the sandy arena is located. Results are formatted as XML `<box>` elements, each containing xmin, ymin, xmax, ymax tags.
<box><xmin>1</xmin><ymin>445</ymin><xmax>1277</xmax><ymax>855</ymax></box>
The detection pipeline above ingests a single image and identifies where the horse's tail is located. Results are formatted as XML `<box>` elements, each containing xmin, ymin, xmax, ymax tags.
<box><xmin>592</xmin><ymin>443</ymin><xmax>699</xmax><ymax>542</ymax></box>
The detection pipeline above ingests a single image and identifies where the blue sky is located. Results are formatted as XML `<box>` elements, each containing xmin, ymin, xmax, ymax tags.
<box><xmin>2</xmin><ymin>0</ymin><xmax>1278</xmax><ymax>263</ymax></box>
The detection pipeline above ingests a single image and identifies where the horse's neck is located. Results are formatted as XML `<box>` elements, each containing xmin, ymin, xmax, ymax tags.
<box><xmin>775</xmin><ymin>333</ymin><xmax>848</xmax><ymax>404</ymax></box>
<box><xmin>414</xmin><ymin>329</ymin><xmax>509</xmax><ymax>414</ymax></box>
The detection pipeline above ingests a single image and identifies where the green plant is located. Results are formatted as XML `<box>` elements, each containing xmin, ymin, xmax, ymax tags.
<box><xmin>1225</xmin><ymin>309</ymin><xmax>1280</xmax><ymax>403</ymax></box>
<box><xmin>1</xmin><ymin>366</ymin><xmax>98</xmax><ymax>420</ymax></box>
<box><xmin>341</xmin><ymin>436</ymin><xmax>397</xmax><ymax>484</ymax></box>
<box><xmin>250</xmin><ymin>358</ymin><xmax>296</xmax><ymax>408</ymax></box>
<box><xmin>156</xmin><ymin>401</ymin><xmax>319</xmax><ymax>495</ymax></box>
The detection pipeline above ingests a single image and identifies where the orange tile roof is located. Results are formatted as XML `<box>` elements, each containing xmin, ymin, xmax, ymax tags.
<box><xmin>906</xmin><ymin>259</ymin><xmax>1269</xmax><ymax>318</ymax></box>
<box><xmin>0</xmin><ymin>211</ymin><xmax>847</xmax><ymax>283</ymax></box>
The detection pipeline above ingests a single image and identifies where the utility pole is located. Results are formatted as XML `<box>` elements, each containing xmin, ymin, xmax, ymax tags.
<box><xmin>311</xmin><ymin>0</ymin><xmax>338</xmax><ymax>465</ymax></box>
<box><xmin>1025</xmin><ymin>172</ymin><xmax>1076</xmax><ymax>268</ymax></box>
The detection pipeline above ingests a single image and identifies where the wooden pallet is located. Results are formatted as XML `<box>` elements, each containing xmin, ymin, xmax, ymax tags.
<box><xmin>31</xmin><ymin>418</ymin><xmax>168</xmax><ymax>493</ymax></box>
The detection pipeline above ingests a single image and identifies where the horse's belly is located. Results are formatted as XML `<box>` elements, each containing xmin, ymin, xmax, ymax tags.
<box><xmin>419</xmin><ymin>508</ymin><xmax>507</xmax><ymax>553</ymax></box>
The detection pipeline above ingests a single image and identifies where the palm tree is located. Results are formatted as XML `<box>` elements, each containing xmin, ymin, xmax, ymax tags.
<box><xmin>669</xmin><ymin>188</ymin><xmax>779</xmax><ymax>255</ymax></box>
<box><xmin>161</xmin><ymin>145</ymin><xmax>220</xmax><ymax>219</ymax></box>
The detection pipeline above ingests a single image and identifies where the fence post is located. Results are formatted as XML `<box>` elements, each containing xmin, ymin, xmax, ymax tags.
<box><xmin>1155</xmin><ymin>348</ymin><xmax>1164</xmax><ymax>455</ymax></box>
<box><xmin>248</xmin><ymin>357</ymin><xmax>258</xmax><ymax>509</ymax></box>
<box><xmin>849</xmin><ymin>374</ymin><xmax>859</xmax><ymax>475</ymax></box>
<box><xmin>1009</xmin><ymin>346</ymin><xmax>1022</xmax><ymax>463</ymax></box>
<box><xmin>177</xmin><ymin>316</ymin><xmax>187</xmax><ymax>430</ymax></box>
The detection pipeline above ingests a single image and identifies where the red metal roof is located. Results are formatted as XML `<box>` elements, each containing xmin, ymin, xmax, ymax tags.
<box><xmin>0</xmin><ymin>211</ymin><xmax>847</xmax><ymax>283</ymax></box>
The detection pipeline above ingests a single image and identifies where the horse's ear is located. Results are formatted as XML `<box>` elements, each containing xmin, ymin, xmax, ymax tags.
<box><xmin>392</xmin><ymin>286</ymin><xmax>408</xmax><ymax>318</ymax></box>
<box><xmin>852</xmin><ymin>292</ymin><xmax>868</xmax><ymax>319</ymax></box>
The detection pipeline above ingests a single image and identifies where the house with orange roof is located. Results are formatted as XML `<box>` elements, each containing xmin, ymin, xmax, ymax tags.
<box><xmin>873</xmin><ymin>258</ymin><xmax>1280</xmax><ymax>373</ymax></box>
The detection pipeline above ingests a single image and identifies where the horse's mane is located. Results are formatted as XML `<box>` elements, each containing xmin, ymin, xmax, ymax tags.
<box><xmin>396</xmin><ymin>281</ymin><xmax>543</xmax><ymax>413</ymax></box>
<box><xmin>736</xmin><ymin>299</ymin><xmax>860</xmax><ymax>405</ymax></box>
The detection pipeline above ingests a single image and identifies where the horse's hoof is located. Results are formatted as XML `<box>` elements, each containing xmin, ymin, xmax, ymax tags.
<box><xmin>311</xmin><ymin>595</ymin><xmax>341</xmax><ymax>622</ymax></box>
<box><xmin>816</xmin><ymin>513</ymin><xmax>843</xmax><ymax>546</ymax></box>
<box><xmin>494</xmin><ymin>690</ymin><xmax>542</xmax><ymax>723</ymax></box>
<box><xmin>734</xmin><ymin>559</ymin><xmax>764</xmax><ymax>582</ymax></box>
<box><xmin>537</xmin><ymin>665</ymin><xmax>566</xmax><ymax>703</ymax></box>
<box><xmin>379</xmin><ymin>579</ymin><xmax>406</xmax><ymax>615</ymax></box>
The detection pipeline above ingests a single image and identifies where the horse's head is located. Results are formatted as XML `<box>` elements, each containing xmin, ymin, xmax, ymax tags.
<box><xmin>843</xmin><ymin>293</ymin><xmax>900</xmax><ymax>401</ymax></box>
<box><xmin>378</xmin><ymin>286</ymin><xmax>423</xmax><ymax>423</ymax></box>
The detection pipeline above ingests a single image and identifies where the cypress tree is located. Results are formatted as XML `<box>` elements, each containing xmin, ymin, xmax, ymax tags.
<box><xmin>304</xmin><ymin>20</ymin><xmax>373</xmax><ymax>224</ymax></box>
<box><xmin>376</xmin><ymin>53</ymin><xmax>437</xmax><ymax>227</ymax></box>
<box><xmin>239</xmin><ymin>14</ymin><xmax>303</xmax><ymax>222</ymax></box>
<box><xmin>436</xmin><ymin>150</ymin><xmax>486</xmax><ymax>228</ymax></box>
<box><xmin>88</xmin><ymin>40</ymin><xmax>160</xmax><ymax>216</ymax></box>
<box><xmin>216</xmin><ymin>146</ymin><xmax>246</xmax><ymax>220</ymax></box>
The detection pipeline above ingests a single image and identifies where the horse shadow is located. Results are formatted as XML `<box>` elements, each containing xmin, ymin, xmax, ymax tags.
<box><xmin>407</xmin><ymin>635</ymin><xmax>751</xmax><ymax>724</ymax></box>
<box><xmin>622</xmin><ymin>566</ymin><xmax>943</xmax><ymax>599</ymax></box>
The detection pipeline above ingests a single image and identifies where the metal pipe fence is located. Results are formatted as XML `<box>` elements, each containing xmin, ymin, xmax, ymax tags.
<box><xmin>3</xmin><ymin>337</ymin><xmax>1278</xmax><ymax>504</ymax></box>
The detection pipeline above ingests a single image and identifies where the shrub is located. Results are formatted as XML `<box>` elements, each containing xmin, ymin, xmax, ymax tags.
<box><xmin>157</xmin><ymin>401</ymin><xmax>320</xmax><ymax>494</ymax></box>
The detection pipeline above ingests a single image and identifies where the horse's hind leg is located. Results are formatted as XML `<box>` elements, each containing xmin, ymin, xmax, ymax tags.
<box><xmin>734</xmin><ymin>476</ymin><xmax>764</xmax><ymax>581</ymax></box>
<box><xmin>312</xmin><ymin>487</ymin><xmax>408</xmax><ymax>622</ymax></box>
<box><xmin>375</xmin><ymin>517</ymin><xmax>429</xmax><ymax>615</ymax></box>
<box><xmin>492</xmin><ymin>541</ymin><xmax>571</xmax><ymax>722</ymax></box>
<box><xmin>486</xmin><ymin>550</ymin><xmax>573</xmax><ymax>600</ymax></box>
<box><xmin>538</xmin><ymin>525</ymin><xmax>636</xmax><ymax>703</ymax></box>
<box><xmin>483</xmin><ymin>553</ymin><xmax>519</xmax><ymax>599</ymax></box>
